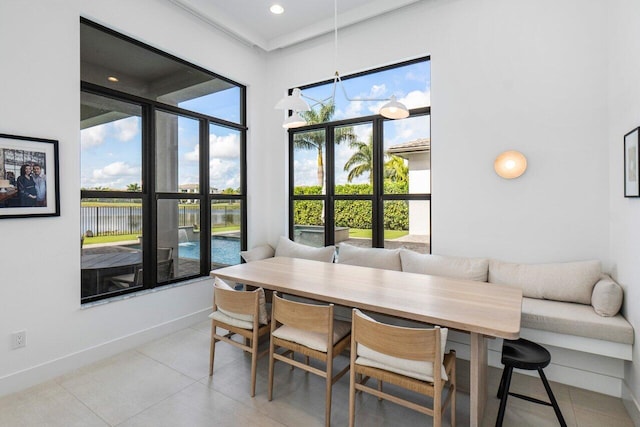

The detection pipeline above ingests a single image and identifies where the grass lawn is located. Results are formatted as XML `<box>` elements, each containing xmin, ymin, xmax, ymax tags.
<box><xmin>84</xmin><ymin>233</ymin><xmax>139</xmax><ymax>245</ymax></box>
<box><xmin>349</xmin><ymin>228</ymin><xmax>408</xmax><ymax>239</ymax></box>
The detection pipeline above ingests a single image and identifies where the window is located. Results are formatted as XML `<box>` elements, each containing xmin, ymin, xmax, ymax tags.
<box><xmin>80</xmin><ymin>19</ymin><xmax>246</xmax><ymax>303</ymax></box>
<box><xmin>289</xmin><ymin>58</ymin><xmax>430</xmax><ymax>253</ymax></box>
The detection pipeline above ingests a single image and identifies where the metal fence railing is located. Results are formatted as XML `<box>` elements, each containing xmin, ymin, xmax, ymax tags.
<box><xmin>80</xmin><ymin>205</ymin><xmax>239</xmax><ymax>237</ymax></box>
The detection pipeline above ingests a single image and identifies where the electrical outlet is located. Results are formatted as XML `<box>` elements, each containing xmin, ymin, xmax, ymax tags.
<box><xmin>12</xmin><ymin>330</ymin><xmax>26</xmax><ymax>349</ymax></box>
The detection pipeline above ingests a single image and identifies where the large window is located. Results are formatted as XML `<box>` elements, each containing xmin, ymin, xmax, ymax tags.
<box><xmin>80</xmin><ymin>19</ymin><xmax>246</xmax><ymax>303</ymax></box>
<box><xmin>290</xmin><ymin>58</ymin><xmax>430</xmax><ymax>253</ymax></box>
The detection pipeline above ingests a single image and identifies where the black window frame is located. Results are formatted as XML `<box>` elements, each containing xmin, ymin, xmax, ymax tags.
<box><xmin>288</xmin><ymin>58</ymin><xmax>431</xmax><ymax>249</ymax></box>
<box><xmin>80</xmin><ymin>18</ymin><xmax>247</xmax><ymax>304</ymax></box>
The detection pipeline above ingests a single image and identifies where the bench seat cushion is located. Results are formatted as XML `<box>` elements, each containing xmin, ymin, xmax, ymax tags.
<box><xmin>521</xmin><ymin>297</ymin><xmax>634</xmax><ymax>345</ymax></box>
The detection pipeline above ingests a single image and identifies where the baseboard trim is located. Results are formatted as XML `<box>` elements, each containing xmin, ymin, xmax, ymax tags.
<box><xmin>622</xmin><ymin>381</ymin><xmax>640</xmax><ymax>426</ymax></box>
<box><xmin>0</xmin><ymin>308</ymin><xmax>211</xmax><ymax>398</ymax></box>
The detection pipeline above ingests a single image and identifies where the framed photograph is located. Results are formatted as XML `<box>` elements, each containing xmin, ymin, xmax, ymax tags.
<box><xmin>0</xmin><ymin>133</ymin><xmax>60</xmax><ymax>218</ymax></box>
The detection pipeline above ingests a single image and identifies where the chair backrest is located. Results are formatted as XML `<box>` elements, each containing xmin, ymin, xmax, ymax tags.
<box><xmin>214</xmin><ymin>284</ymin><xmax>260</xmax><ymax>317</ymax></box>
<box><xmin>158</xmin><ymin>247</ymin><xmax>173</xmax><ymax>261</ymax></box>
<box><xmin>352</xmin><ymin>309</ymin><xmax>441</xmax><ymax>365</ymax></box>
<box><xmin>132</xmin><ymin>267</ymin><xmax>143</xmax><ymax>286</ymax></box>
<box><xmin>271</xmin><ymin>292</ymin><xmax>332</xmax><ymax>334</ymax></box>
<box><xmin>157</xmin><ymin>258</ymin><xmax>174</xmax><ymax>282</ymax></box>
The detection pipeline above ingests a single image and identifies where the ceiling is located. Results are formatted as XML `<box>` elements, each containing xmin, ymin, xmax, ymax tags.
<box><xmin>167</xmin><ymin>0</ymin><xmax>423</xmax><ymax>52</ymax></box>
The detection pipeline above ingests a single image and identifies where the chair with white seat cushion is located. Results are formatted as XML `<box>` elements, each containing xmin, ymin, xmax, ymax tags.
<box><xmin>268</xmin><ymin>292</ymin><xmax>351</xmax><ymax>427</ymax></box>
<box><xmin>209</xmin><ymin>277</ymin><xmax>270</xmax><ymax>397</ymax></box>
<box><xmin>349</xmin><ymin>309</ymin><xmax>456</xmax><ymax>427</ymax></box>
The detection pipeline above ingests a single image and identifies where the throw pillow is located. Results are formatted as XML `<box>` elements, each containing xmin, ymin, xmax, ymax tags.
<box><xmin>400</xmin><ymin>250</ymin><xmax>489</xmax><ymax>282</ymax></box>
<box><xmin>337</xmin><ymin>243</ymin><xmax>402</xmax><ymax>271</ymax></box>
<box><xmin>591</xmin><ymin>274</ymin><xmax>624</xmax><ymax>317</ymax></box>
<box><xmin>274</xmin><ymin>236</ymin><xmax>335</xmax><ymax>263</ymax></box>
<box><xmin>240</xmin><ymin>244</ymin><xmax>275</xmax><ymax>262</ymax></box>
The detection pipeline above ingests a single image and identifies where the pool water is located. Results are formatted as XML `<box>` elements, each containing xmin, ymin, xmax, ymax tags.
<box><xmin>179</xmin><ymin>236</ymin><xmax>241</xmax><ymax>265</ymax></box>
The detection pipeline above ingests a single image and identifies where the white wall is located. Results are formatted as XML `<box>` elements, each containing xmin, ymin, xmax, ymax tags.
<box><xmin>0</xmin><ymin>0</ymin><xmax>267</xmax><ymax>396</ymax></box>
<box><xmin>265</xmin><ymin>0</ymin><xmax>610</xmax><ymax>262</ymax></box>
<box><xmin>608</xmin><ymin>0</ymin><xmax>640</xmax><ymax>418</ymax></box>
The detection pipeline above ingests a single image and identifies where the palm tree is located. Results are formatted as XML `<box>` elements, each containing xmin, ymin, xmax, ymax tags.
<box><xmin>293</xmin><ymin>103</ymin><xmax>356</xmax><ymax>187</ymax></box>
<box><xmin>344</xmin><ymin>137</ymin><xmax>374</xmax><ymax>184</ymax></box>
<box><xmin>384</xmin><ymin>155</ymin><xmax>409</xmax><ymax>183</ymax></box>
<box><xmin>344</xmin><ymin>137</ymin><xmax>409</xmax><ymax>185</ymax></box>
<box><xmin>126</xmin><ymin>183</ymin><xmax>141</xmax><ymax>192</ymax></box>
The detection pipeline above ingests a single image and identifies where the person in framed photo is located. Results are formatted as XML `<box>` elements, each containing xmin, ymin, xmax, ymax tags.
<box><xmin>32</xmin><ymin>163</ymin><xmax>46</xmax><ymax>207</ymax></box>
<box><xmin>17</xmin><ymin>164</ymin><xmax>37</xmax><ymax>207</ymax></box>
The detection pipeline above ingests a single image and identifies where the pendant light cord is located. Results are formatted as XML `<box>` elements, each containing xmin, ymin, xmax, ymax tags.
<box><xmin>334</xmin><ymin>0</ymin><xmax>338</xmax><ymax>75</ymax></box>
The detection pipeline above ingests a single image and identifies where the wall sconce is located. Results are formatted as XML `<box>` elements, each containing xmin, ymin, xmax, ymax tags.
<box><xmin>494</xmin><ymin>150</ymin><xmax>527</xmax><ymax>179</ymax></box>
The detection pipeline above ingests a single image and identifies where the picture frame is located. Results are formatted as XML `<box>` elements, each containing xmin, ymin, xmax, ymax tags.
<box><xmin>0</xmin><ymin>133</ymin><xmax>60</xmax><ymax>218</ymax></box>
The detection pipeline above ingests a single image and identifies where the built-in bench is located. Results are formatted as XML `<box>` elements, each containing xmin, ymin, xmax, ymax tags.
<box><xmin>240</xmin><ymin>237</ymin><xmax>634</xmax><ymax>397</ymax></box>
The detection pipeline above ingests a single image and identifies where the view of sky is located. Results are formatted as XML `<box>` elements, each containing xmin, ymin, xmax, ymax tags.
<box><xmin>81</xmin><ymin>60</ymin><xmax>429</xmax><ymax>191</ymax></box>
<box><xmin>293</xmin><ymin>60</ymin><xmax>430</xmax><ymax>187</ymax></box>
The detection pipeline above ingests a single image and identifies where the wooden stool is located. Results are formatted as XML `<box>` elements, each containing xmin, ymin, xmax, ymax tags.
<box><xmin>496</xmin><ymin>338</ymin><xmax>567</xmax><ymax>427</ymax></box>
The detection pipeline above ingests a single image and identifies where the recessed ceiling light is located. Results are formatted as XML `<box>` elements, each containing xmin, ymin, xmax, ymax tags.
<box><xmin>107</xmin><ymin>76</ymin><xmax>119</xmax><ymax>82</ymax></box>
<box><xmin>270</xmin><ymin>4</ymin><xmax>284</xmax><ymax>14</ymax></box>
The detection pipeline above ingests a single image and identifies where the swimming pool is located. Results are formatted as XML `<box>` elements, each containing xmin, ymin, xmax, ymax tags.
<box><xmin>179</xmin><ymin>236</ymin><xmax>241</xmax><ymax>265</ymax></box>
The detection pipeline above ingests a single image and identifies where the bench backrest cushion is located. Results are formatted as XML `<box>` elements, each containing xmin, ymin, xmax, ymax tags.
<box><xmin>240</xmin><ymin>244</ymin><xmax>275</xmax><ymax>262</ymax></box>
<box><xmin>274</xmin><ymin>236</ymin><xmax>335</xmax><ymax>263</ymax></box>
<box><xmin>400</xmin><ymin>250</ymin><xmax>489</xmax><ymax>282</ymax></box>
<box><xmin>489</xmin><ymin>259</ymin><xmax>601</xmax><ymax>304</ymax></box>
<box><xmin>337</xmin><ymin>243</ymin><xmax>402</xmax><ymax>271</ymax></box>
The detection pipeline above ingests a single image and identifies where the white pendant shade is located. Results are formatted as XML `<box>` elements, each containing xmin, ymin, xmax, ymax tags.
<box><xmin>282</xmin><ymin>111</ymin><xmax>307</xmax><ymax>129</ymax></box>
<box><xmin>379</xmin><ymin>95</ymin><xmax>409</xmax><ymax>119</ymax></box>
<box><xmin>494</xmin><ymin>150</ymin><xmax>527</xmax><ymax>179</ymax></box>
<box><xmin>275</xmin><ymin>88</ymin><xmax>311</xmax><ymax>112</ymax></box>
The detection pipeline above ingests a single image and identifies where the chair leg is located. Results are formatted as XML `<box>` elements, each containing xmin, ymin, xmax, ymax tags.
<box><xmin>268</xmin><ymin>340</ymin><xmax>275</xmax><ymax>401</ymax></box>
<box><xmin>250</xmin><ymin>335</ymin><xmax>258</xmax><ymax>397</ymax></box>
<box><xmin>495</xmin><ymin>366</ymin><xmax>513</xmax><ymax>427</ymax></box>
<box><xmin>348</xmin><ymin>366</ymin><xmax>356</xmax><ymax>427</ymax></box>
<box><xmin>377</xmin><ymin>380</ymin><xmax>383</xmax><ymax>401</ymax></box>
<box><xmin>538</xmin><ymin>368</ymin><xmax>567</xmax><ymax>427</ymax></box>
<box><xmin>451</xmin><ymin>357</ymin><xmax>456</xmax><ymax>427</ymax></box>
<box><xmin>209</xmin><ymin>322</ymin><xmax>216</xmax><ymax>376</ymax></box>
<box><xmin>497</xmin><ymin>366</ymin><xmax>508</xmax><ymax>398</ymax></box>
<box><xmin>325</xmin><ymin>358</ymin><xmax>333</xmax><ymax>427</ymax></box>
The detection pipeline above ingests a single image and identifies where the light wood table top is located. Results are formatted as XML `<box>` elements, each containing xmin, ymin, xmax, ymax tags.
<box><xmin>213</xmin><ymin>256</ymin><xmax>522</xmax><ymax>339</ymax></box>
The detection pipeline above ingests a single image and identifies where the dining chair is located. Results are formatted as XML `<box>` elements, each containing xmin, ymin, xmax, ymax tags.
<box><xmin>268</xmin><ymin>292</ymin><xmax>351</xmax><ymax>427</ymax></box>
<box><xmin>348</xmin><ymin>309</ymin><xmax>456</xmax><ymax>427</ymax></box>
<box><xmin>209</xmin><ymin>277</ymin><xmax>270</xmax><ymax>397</ymax></box>
<box><xmin>109</xmin><ymin>247</ymin><xmax>174</xmax><ymax>289</ymax></box>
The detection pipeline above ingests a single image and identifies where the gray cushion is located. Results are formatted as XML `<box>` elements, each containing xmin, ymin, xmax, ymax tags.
<box><xmin>274</xmin><ymin>236</ymin><xmax>335</xmax><ymax>263</ymax></box>
<box><xmin>521</xmin><ymin>297</ymin><xmax>634</xmax><ymax>345</ymax></box>
<box><xmin>400</xmin><ymin>250</ymin><xmax>489</xmax><ymax>282</ymax></box>
<box><xmin>489</xmin><ymin>259</ymin><xmax>601</xmax><ymax>304</ymax></box>
<box><xmin>338</xmin><ymin>243</ymin><xmax>401</xmax><ymax>271</ymax></box>
<box><xmin>591</xmin><ymin>274</ymin><xmax>624</xmax><ymax>317</ymax></box>
<box><xmin>240</xmin><ymin>244</ymin><xmax>275</xmax><ymax>262</ymax></box>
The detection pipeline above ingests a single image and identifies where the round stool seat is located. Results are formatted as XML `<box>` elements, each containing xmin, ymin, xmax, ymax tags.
<box><xmin>501</xmin><ymin>338</ymin><xmax>551</xmax><ymax>370</ymax></box>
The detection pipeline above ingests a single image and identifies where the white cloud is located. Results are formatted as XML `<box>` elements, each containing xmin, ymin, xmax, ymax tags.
<box><xmin>210</xmin><ymin>133</ymin><xmax>239</xmax><ymax>159</ymax></box>
<box><xmin>293</xmin><ymin>157</ymin><xmax>319</xmax><ymax>186</ymax></box>
<box><xmin>399</xmin><ymin>89</ymin><xmax>431</xmax><ymax>109</ymax></box>
<box><xmin>92</xmin><ymin>161</ymin><xmax>140</xmax><ymax>179</ymax></box>
<box><xmin>81</xmin><ymin>126</ymin><xmax>106</xmax><ymax>149</ymax></box>
<box><xmin>185</xmin><ymin>144</ymin><xmax>199</xmax><ymax>162</ymax></box>
<box><xmin>114</xmin><ymin>116</ymin><xmax>140</xmax><ymax>142</ymax></box>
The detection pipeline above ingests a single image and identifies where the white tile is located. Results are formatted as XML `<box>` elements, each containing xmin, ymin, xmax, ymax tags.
<box><xmin>118</xmin><ymin>382</ymin><xmax>285</xmax><ymax>427</ymax></box>
<box><xmin>57</xmin><ymin>350</ymin><xmax>194</xmax><ymax>425</ymax></box>
<box><xmin>0</xmin><ymin>381</ymin><xmax>108</xmax><ymax>427</ymax></box>
<box><xmin>136</xmin><ymin>328</ymin><xmax>213</xmax><ymax>380</ymax></box>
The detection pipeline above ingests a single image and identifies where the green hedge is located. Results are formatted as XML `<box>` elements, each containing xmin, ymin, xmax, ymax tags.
<box><xmin>293</xmin><ymin>182</ymin><xmax>409</xmax><ymax>230</ymax></box>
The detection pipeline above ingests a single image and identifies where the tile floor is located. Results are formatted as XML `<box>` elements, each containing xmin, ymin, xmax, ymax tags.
<box><xmin>0</xmin><ymin>320</ymin><xmax>634</xmax><ymax>426</ymax></box>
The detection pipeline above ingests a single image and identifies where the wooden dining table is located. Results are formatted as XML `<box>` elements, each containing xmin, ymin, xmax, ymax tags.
<box><xmin>212</xmin><ymin>256</ymin><xmax>523</xmax><ymax>427</ymax></box>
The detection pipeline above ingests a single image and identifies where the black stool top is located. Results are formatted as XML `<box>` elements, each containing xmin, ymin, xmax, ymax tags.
<box><xmin>502</xmin><ymin>338</ymin><xmax>551</xmax><ymax>370</ymax></box>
